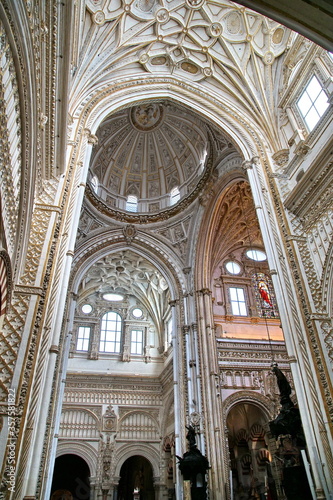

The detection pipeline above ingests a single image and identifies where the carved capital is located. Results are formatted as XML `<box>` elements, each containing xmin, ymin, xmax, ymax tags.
<box><xmin>272</xmin><ymin>149</ymin><xmax>289</xmax><ymax>167</ymax></box>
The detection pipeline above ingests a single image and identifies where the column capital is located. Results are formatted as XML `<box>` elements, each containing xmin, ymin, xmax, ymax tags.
<box><xmin>197</xmin><ymin>288</ymin><xmax>212</xmax><ymax>296</ymax></box>
<box><xmin>182</xmin><ymin>325</ymin><xmax>190</xmax><ymax>335</ymax></box>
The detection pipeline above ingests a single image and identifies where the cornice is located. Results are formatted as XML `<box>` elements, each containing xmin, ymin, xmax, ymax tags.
<box><xmin>85</xmin><ymin>140</ymin><xmax>216</xmax><ymax>224</ymax></box>
<box><xmin>278</xmin><ymin>41</ymin><xmax>321</xmax><ymax>108</ymax></box>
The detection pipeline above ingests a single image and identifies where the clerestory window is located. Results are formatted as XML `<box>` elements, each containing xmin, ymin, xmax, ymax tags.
<box><xmin>90</xmin><ymin>174</ymin><xmax>99</xmax><ymax>194</ymax></box>
<box><xmin>126</xmin><ymin>195</ymin><xmax>138</xmax><ymax>212</ymax></box>
<box><xmin>170</xmin><ymin>187</ymin><xmax>180</xmax><ymax>206</ymax></box>
<box><xmin>77</xmin><ymin>326</ymin><xmax>91</xmax><ymax>351</ymax></box>
<box><xmin>130</xmin><ymin>329</ymin><xmax>143</xmax><ymax>355</ymax></box>
<box><xmin>297</xmin><ymin>75</ymin><xmax>329</xmax><ymax>131</ymax></box>
<box><xmin>229</xmin><ymin>287</ymin><xmax>247</xmax><ymax>316</ymax></box>
<box><xmin>100</xmin><ymin>311</ymin><xmax>122</xmax><ymax>353</ymax></box>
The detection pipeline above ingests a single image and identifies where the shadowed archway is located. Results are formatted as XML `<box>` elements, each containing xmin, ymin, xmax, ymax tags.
<box><xmin>118</xmin><ymin>455</ymin><xmax>155</xmax><ymax>500</ymax></box>
<box><xmin>50</xmin><ymin>454</ymin><xmax>90</xmax><ymax>500</ymax></box>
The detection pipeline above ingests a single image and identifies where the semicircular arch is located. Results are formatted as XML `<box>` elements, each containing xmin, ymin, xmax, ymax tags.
<box><xmin>222</xmin><ymin>390</ymin><xmax>275</xmax><ymax>421</ymax></box>
<box><xmin>71</xmin><ymin>77</ymin><xmax>260</xmax><ymax>162</ymax></box>
<box><xmin>55</xmin><ymin>441</ymin><xmax>98</xmax><ymax>477</ymax></box>
<box><xmin>114</xmin><ymin>443</ymin><xmax>160</xmax><ymax>479</ymax></box>
<box><xmin>70</xmin><ymin>230</ymin><xmax>187</xmax><ymax>299</ymax></box>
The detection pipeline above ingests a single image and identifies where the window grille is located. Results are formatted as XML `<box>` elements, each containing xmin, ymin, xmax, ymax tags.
<box><xmin>297</xmin><ymin>75</ymin><xmax>329</xmax><ymax>131</ymax></box>
<box><xmin>229</xmin><ymin>287</ymin><xmax>247</xmax><ymax>316</ymax></box>
<box><xmin>131</xmin><ymin>329</ymin><xmax>143</xmax><ymax>355</ymax></box>
<box><xmin>100</xmin><ymin>311</ymin><xmax>122</xmax><ymax>353</ymax></box>
<box><xmin>77</xmin><ymin>326</ymin><xmax>91</xmax><ymax>351</ymax></box>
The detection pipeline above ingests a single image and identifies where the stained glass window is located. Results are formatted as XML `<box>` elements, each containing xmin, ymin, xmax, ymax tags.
<box><xmin>252</xmin><ymin>273</ymin><xmax>279</xmax><ymax>318</ymax></box>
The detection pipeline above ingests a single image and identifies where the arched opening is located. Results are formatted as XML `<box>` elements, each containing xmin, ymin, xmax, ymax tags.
<box><xmin>118</xmin><ymin>455</ymin><xmax>155</xmax><ymax>500</ymax></box>
<box><xmin>50</xmin><ymin>454</ymin><xmax>90</xmax><ymax>500</ymax></box>
<box><xmin>226</xmin><ymin>402</ymin><xmax>276</xmax><ymax>500</ymax></box>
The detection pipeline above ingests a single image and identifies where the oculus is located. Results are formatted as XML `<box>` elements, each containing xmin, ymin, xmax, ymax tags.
<box><xmin>246</xmin><ymin>249</ymin><xmax>266</xmax><ymax>261</ymax></box>
<box><xmin>225</xmin><ymin>261</ymin><xmax>241</xmax><ymax>274</ymax></box>
<box><xmin>102</xmin><ymin>293</ymin><xmax>124</xmax><ymax>301</ymax></box>
<box><xmin>132</xmin><ymin>308</ymin><xmax>143</xmax><ymax>318</ymax></box>
<box><xmin>81</xmin><ymin>304</ymin><xmax>93</xmax><ymax>314</ymax></box>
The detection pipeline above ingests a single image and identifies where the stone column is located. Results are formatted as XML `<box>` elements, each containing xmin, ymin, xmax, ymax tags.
<box><xmin>196</xmin><ymin>288</ymin><xmax>227</xmax><ymax>498</ymax></box>
<box><xmin>169</xmin><ymin>299</ymin><xmax>185</xmax><ymax>500</ymax></box>
<box><xmin>242</xmin><ymin>156</ymin><xmax>331</xmax><ymax>497</ymax></box>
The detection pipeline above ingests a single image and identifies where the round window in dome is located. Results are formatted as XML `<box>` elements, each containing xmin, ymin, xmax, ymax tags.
<box><xmin>132</xmin><ymin>308</ymin><xmax>143</xmax><ymax>318</ymax></box>
<box><xmin>225</xmin><ymin>261</ymin><xmax>241</xmax><ymax>275</ymax></box>
<box><xmin>82</xmin><ymin>304</ymin><xmax>93</xmax><ymax>314</ymax></box>
<box><xmin>246</xmin><ymin>249</ymin><xmax>267</xmax><ymax>261</ymax></box>
<box><xmin>102</xmin><ymin>293</ymin><xmax>124</xmax><ymax>302</ymax></box>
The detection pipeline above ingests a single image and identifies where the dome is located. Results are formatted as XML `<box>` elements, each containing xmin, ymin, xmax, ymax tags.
<box><xmin>87</xmin><ymin>100</ymin><xmax>232</xmax><ymax>215</ymax></box>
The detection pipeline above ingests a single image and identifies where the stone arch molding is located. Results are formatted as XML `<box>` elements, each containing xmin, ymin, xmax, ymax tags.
<box><xmin>71</xmin><ymin>232</ymin><xmax>187</xmax><ymax>298</ymax></box>
<box><xmin>118</xmin><ymin>410</ymin><xmax>160</xmax><ymax>441</ymax></box>
<box><xmin>320</xmin><ymin>239</ymin><xmax>333</xmax><ymax>363</ymax></box>
<box><xmin>55</xmin><ymin>441</ymin><xmax>98</xmax><ymax>477</ymax></box>
<box><xmin>222</xmin><ymin>390</ymin><xmax>275</xmax><ymax>421</ymax></box>
<box><xmin>194</xmin><ymin>173</ymin><xmax>251</xmax><ymax>291</ymax></box>
<box><xmin>322</xmin><ymin>237</ymin><xmax>333</xmax><ymax>319</ymax></box>
<box><xmin>69</xmin><ymin>78</ymin><xmax>260</xmax><ymax>168</ymax></box>
<box><xmin>114</xmin><ymin>442</ymin><xmax>160</xmax><ymax>480</ymax></box>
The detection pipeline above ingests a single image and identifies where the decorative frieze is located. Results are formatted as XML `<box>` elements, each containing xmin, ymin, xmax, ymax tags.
<box><xmin>0</xmin><ymin>18</ymin><xmax>21</xmax><ymax>256</ymax></box>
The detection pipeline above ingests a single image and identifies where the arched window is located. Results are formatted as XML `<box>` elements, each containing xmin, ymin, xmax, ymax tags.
<box><xmin>126</xmin><ymin>195</ymin><xmax>138</xmax><ymax>212</ymax></box>
<box><xmin>100</xmin><ymin>311</ymin><xmax>122</xmax><ymax>353</ymax></box>
<box><xmin>170</xmin><ymin>187</ymin><xmax>180</xmax><ymax>206</ymax></box>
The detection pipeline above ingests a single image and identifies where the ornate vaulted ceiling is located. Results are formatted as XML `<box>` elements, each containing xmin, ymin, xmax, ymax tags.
<box><xmin>71</xmin><ymin>0</ymin><xmax>294</xmax><ymax>151</ymax></box>
<box><xmin>77</xmin><ymin>250</ymin><xmax>171</xmax><ymax>336</ymax></box>
<box><xmin>89</xmin><ymin>100</ymin><xmax>233</xmax><ymax>206</ymax></box>
<box><xmin>210</xmin><ymin>181</ymin><xmax>263</xmax><ymax>273</ymax></box>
